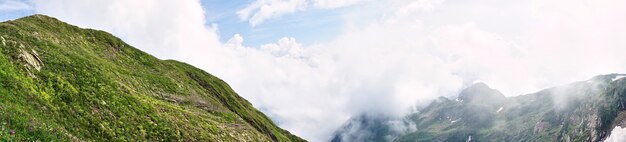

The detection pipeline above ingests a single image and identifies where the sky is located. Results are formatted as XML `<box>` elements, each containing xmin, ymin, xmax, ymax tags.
<box><xmin>2</xmin><ymin>0</ymin><xmax>626</xmax><ymax>141</ymax></box>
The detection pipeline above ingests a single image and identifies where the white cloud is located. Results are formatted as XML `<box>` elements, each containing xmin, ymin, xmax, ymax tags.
<box><xmin>226</xmin><ymin>34</ymin><xmax>245</xmax><ymax>48</ymax></box>
<box><xmin>237</xmin><ymin>0</ymin><xmax>364</xmax><ymax>26</ymax></box>
<box><xmin>312</xmin><ymin>0</ymin><xmax>362</xmax><ymax>9</ymax></box>
<box><xmin>0</xmin><ymin>0</ymin><xmax>31</xmax><ymax>11</ymax></box>
<box><xmin>260</xmin><ymin>37</ymin><xmax>304</xmax><ymax>58</ymax></box>
<box><xmin>28</xmin><ymin>0</ymin><xmax>626</xmax><ymax>141</ymax></box>
<box><xmin>237</xmin><ymin>0</ymin><xmax>307</xmax><ymax>26</ymax></box>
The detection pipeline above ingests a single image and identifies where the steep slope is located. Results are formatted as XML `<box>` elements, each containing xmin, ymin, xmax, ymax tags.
<box><xmin>0</xmin><ymin>14</ymin><xmax>304</xmax><ymax>141</ymax></box>
<box><xmin>333</xmin><ymin>74</ymin><xmax>626</xmax><ymax>142</ymax></box>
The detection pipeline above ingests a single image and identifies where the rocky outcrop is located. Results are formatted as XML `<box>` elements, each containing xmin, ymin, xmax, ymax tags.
<box><xmin>1</xmin><ymin>36</ymin><xmax>5</xmax><ymax>46</ymax></box>
<box><xmin>17</xmin><ymin>44</ymin><xmax>43</xmax><ymax>77</ymax></box>
<box><xmin>534</xmin><ymin>121</ymin><xmax>550</xmax><ymax>134</ymax></box>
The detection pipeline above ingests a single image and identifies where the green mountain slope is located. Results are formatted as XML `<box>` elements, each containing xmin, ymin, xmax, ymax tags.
<box><xmin>333</xmin><ymin>74</ymin><xmax>626</xmax><ymax>142</ymax></box>
<box><xmin>0</xmin><ymin>14</ymin><xmax>304</xmax><ymax>141</ymax></box>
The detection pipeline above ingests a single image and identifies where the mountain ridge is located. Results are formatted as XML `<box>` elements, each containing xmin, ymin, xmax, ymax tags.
<box><xmin>457</xmin><ymin>82</ymin><xmax>506</xmax><ymax>107</ymax></box>
<box><xmin>0</xmin><ymin>14</ymin><xmax>304</xmax><ymax>141</ymax></box>
<box><xmin>333</xmin><ymin>74</ymin><xmax>626</xmax><ymax>142</ymax></box>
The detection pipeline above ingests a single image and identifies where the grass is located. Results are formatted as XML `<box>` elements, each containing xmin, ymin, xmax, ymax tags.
<box><xmin>0</xmin><ymin>14</ymin><xmax>304</xmax><ymax>141</ymax></box>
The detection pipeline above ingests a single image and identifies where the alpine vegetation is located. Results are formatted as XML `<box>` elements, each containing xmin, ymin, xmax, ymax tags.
<box><xmin>0</xmin><ymin>15</ymin><xmax>303</xmax><ymax>141</ymax></box>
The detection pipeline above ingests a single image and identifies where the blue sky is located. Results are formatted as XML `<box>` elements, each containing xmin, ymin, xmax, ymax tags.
<box><xmin>0</xmin><ymin>10</ymin><xmax>32</xmax><ymax>20</ymax></box>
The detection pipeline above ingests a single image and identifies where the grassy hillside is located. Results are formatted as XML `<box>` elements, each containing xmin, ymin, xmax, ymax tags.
<box><xmin>0</xmin><ymin>14</ymin><xmax>304</xmax><ymax>141</ymax></box>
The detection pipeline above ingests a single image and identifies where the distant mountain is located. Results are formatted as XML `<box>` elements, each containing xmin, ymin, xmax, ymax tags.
<box><xmin>333</xmin><ymin>74</ymin><xmax>626</xmax><ymax>142</ymax></box>
<box><xmin>0</xmin><ymin>15</ymin><xmax>304</xmax><ymax>141</ymax></box>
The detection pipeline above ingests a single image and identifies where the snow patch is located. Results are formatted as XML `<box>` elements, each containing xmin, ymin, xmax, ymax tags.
<box><xmin>496</xmin><ymin>107</ymin><xmax>504</xmax><ymax>113</ymax></box>
<box><xmin>612</xmin><ymin>75</ymin><xmax>626</xmax><ymax>82</ymax></box>
<box><xmin>451</xmin><ymin>118</ymin><xmax>461</xmax><ymax>124</ymax></box>
<box><xmin>604</xmin><ymin>126</ymin><xmax>626</xmax><ymax>142</ymax></box>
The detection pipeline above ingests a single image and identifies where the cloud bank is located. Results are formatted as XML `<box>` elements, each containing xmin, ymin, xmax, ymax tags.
<box><xmin>22</xmin><ymin>0</ymin><xmax>626</xmax><ymax>141</ymax></box>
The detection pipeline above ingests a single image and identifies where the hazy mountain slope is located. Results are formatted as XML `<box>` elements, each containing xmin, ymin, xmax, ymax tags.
<box><xmin>333</xmin><ymin>74</ymin><xmax>626</xmax><ymax>142</ymax></box>
<box><xmin>0</xmin><ymin>14</ymin><xmax>304</xmax><ymax>141</ymax></box>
